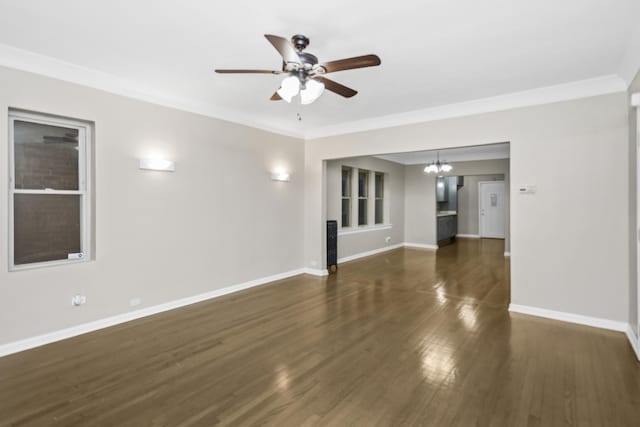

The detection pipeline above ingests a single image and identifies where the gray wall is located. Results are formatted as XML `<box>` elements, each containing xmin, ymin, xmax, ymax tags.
<box><xmin>0</xmin><ymin>66</ymin><xmax>305</xmax><ymax>345</ymax></box>
<box><xmin>458</xmin><ymin>174</ymin><xmax>505</xmax><ymax>236</ymax></box>
<box><xmin>306</xmin><ymin>93</ymin><xmax>628</xmax><ymax>323</ymax></box>
<box><xmin>404</xmin><ymin>159</ymin><xmax>510</xmax><ymax>250</ymax></box>
<box><xmin>326</xmin><ymin>156</ymin><xmax>405</xmax><ymax>259</ymax></box>
<box><xmin>629</xmin><ymin>71</ymin><xmax>640</xmax><ymax>337</ymax></box>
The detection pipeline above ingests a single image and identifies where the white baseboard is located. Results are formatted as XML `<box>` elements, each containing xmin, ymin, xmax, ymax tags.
<box><xmin>302</xmin><ymin>268</ymin><xmax>329</xmax><ymax>277</ymax></box>
<box><xmin>403</xmin><ymin>242</ymin><xmax>439</xmax><ymax>250</ymax></box>
<box><xmin>0</xmin><ymin>268</ymin><xmax>306</xmax><ymax>357</ymax></box>
<box><xmin>508</xmin><ymin>304</ymin><xmax>627</xmax><ymax>332</ymax></box>
<box><xmin>338</xmin><ymin>243</ymin><xmax>404</xmax><ymax>263</ymax></box>
<box><xmin>626</xmin><ymin>325</ymin><xmax>640</xmax><ymax>361</ymax></box>
<box><xmin>504</xmin><ymin>252</ymin><xmax>511</xmax><ymax>257</ymax></box>
<box><xmin>456</xmin><ymin>234</ymin><xmax>480</xmax><ymax>239</ymax></box>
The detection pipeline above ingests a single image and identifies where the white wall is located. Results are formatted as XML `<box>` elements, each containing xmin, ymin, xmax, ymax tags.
<box><xmin>404</xmin><ymin>159</ymin><xmax>510</xmax><ymax>249</ymax></box>
<box><xmin>0</xmin><ymin>64</ymin><xmax>634</xmax><ymax>346</ymax></box>
<box><xmin>458</xmin><ymin>174</ymin><xmax>505</xmax><ymax>236</ymax></box>
<box><xmin>403</xmin><ymin>165</ymin><xmax>437</xmax><ymax>246</ymax></box>
<box><xmin>0</xmin><ymin>66</ymin><xmax>305</xmax><ymax>345</ymax></box>
<box><xmin>326</xmin><ymin>156</ymin><xmax>404</xmax><ymax>260</ymax></box>
<box><xmin>305</xmin><ymin>93</ymin><xmax>629</xmax><ymax>323</ymax></box>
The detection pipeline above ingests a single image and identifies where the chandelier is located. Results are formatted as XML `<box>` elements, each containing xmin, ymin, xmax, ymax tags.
<box><xmin>424</xmin><ymin>152</ymin><xmax>452</xmax><ymax>173</ymax></box>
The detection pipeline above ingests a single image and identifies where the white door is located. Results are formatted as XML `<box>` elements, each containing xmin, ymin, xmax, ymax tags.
<box><xmin>479</xmin><ymin>181</ymin><xmax>505</xmax><ymax>238</ymax></box>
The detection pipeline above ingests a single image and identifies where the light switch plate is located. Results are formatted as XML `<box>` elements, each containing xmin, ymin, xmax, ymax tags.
<box><xmin>518</xmin><ymin>185</ymin><xmax>537</xmax><ymax>195</ymax></box>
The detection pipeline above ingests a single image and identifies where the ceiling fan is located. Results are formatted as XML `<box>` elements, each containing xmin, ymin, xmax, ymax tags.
<box><xmin>215</xmin><ymin>34</ymin><xmax>381</xmax><ymax>105</ymax></box>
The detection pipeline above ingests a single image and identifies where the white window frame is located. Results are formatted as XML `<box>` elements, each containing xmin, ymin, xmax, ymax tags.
<box><xmin>374</xmin><ymin>172</ymin><xmax>384</xmax><ymax>224</ymax></box>
<box><xmin>341</xmin><ymin>166</ymin><xmax>352</xmax><ymax>228</ymax></box>
<box><xmin>8</xmin><ymin>110</ymin><xmax>92</xmax><ymax>271</ymax></box>
<box><xmin>358</xmin><ymin>169</ymin><xmax>369</xmax><ymax>226</ymax></box>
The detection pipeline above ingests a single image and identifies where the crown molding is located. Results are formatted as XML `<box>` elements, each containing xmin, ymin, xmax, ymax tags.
<box><xmin>617</xmin><ymin>5</ymin><xmax>640</xmax><ymax>87</ymax></box>
<box><xmin>0</xmin><ymin>43</ymin><xmax>628</xmax><ymax>141</ymax></box>
<box><xmin>0</xmin><ymin>43</ymin><xmax>305</xmax><ymax>139</ymax></box>
<box><xmin>305</xmin><ymin>75</ymin><xmax>627</xmax><ymax>139</ymax></box>
<box><xmin>620</xmin><ymin>50</ymin><xmax>640</xmax><ymax>88</ymax></box>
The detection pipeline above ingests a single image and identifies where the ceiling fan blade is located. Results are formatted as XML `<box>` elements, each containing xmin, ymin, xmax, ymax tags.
<box><xmin>264</xmin><ymin>34</ymin><xmax>301</xmax><ymax>65</ymax></box>
<box><xmin>270</xmin><ymin>92</ymin><xmax>282</xmax><ymax>101</ymax></box>
<box><xmin>320</xmin><ymin>54</ymin><xmax>381</xmax><ymax>73</ymax></box>
<box><xmin>314</xmin><ymin>76</ymin><xmax>358</xmax><ymax>98</ymax></box>
<box><xmin>215</xmin><ymin>69</ymin><xmax>282</xmax><ymax>74</ymax></box>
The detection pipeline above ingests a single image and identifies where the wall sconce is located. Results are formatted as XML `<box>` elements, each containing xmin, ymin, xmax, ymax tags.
<box><xmin>139</xmin><ymin>158</ymin><xmax>175</xmax><ymax>172</ymax></box>
<box><xmin>271</xmin><ymin>172</ymin><xmax>290</xmax><ymax>182</ymax></box>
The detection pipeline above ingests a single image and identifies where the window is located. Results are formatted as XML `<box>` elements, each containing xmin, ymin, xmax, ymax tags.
<box><xmin>358</xmin><ymin>170</ymin><xmax>368</xmax><ymax>226</ymax></box>
<box><xmin>341</xmin><ymin>167</ymin><xmax>352</xmax><ymax>227</ymax></box>
<box><xmin>375</xmin><ymin>172</ymin><xmax>384</xmax><ymax>224</ymax></box>
<box><xmin>9</xmin><ymin>111</ymin><xmax>91</xmax><ymax>269</ymax></box>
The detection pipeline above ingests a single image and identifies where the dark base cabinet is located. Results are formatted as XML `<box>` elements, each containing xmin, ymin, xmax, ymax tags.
<box><xmin>437</xmin><ymin>215</ymin><xmax>457</xmax><ymax>242</ymax></box>
<box><xmin>327</xmin><ymin>220</ymin><xmax>338</xmax><ymax>272</ymax></box>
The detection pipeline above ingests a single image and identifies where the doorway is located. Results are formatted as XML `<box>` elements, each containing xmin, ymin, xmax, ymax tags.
<box><xmin>479</xmin><ymin>181</ymin><xmax>505</xmax><ymax>238</ymax></box>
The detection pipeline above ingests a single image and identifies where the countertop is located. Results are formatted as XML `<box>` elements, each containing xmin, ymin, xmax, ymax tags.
<box><xmin>437</xmin><ymin>211</ymin><xmax>457</xmax><ymax>217</ymax></box>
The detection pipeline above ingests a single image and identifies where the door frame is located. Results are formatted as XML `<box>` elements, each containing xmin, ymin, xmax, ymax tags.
<box><xmin>633</xmin><ymin>92</ymin><xmax>640</xmax><ymax>341</ymax></box>
<box><xmin>478</xmin><ymin>180</ymin><xmax>505</xmax><ymax>238</ymax></box>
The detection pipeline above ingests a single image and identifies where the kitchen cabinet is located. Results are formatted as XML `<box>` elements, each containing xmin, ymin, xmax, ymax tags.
<box><xmin>437</xmin><ymin>214</ymin><xmax>457</xmax><ymax>242</ymax></box>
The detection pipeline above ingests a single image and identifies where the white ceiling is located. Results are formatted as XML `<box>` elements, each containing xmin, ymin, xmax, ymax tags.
<box><xmin>0</xmin><ymin>0</ymin><xmax>638</xmax><ymax>138</ymax></box>
<box><xmin>375</xmin><ymin>143</ymin><xmax>510</xmax><ymax>165</ymax></box>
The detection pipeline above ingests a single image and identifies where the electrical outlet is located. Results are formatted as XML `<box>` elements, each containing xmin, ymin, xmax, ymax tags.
<box><xmin>385</xmin><ymin>236</ymin><xmax>391</xmax><ymax>243</ymax></box>
<box><xmin>71</xmin><ymin>294</ymin><xmax>86</xmax><ymax>306</ymax></box>
<box><xmin>129</xmin><ymin>297</ymin><xmax>142</xmax><ymax>307</ymax></box>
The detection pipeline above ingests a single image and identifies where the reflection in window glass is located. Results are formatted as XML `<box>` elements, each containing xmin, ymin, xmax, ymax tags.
<box><xmin>341</xmin><ymin>167</ymin><xmax>352</xmax><ymax>227</ymax></box>
<box><xmin>375</xmin><ymin>173</ymin><xmax>384</xmax><ymax>224</ymax></box>
<box><xmin>358</xmin><ymin>199</ymin><xmax>367</xmax><ymax>226</ymax></box>
<box><xmin>358</xmin><ymin>171</ymin><xmax>368</xmax><ymax>198</ymax></box>
<box><xmin>341</xmin><ymin>199</ymin><xmax>350</xmax><ymax>227</ymax></box>
<box><xmin>358</xmin><ymin>170</ymin><xmax>369</xmax><ymax>225</ymax></box>
<box><xmin>13</xmin><ymin>194</ymin><xmax>81</xmax><ymax>265</ymax></box>
<box><xmin>341</xmin><ymin>169</ymin><xmax>350</xmax><ymax>197</ymax></box>
<box><xmin>14</xmin><ymin>120</ymin><xmax>79</xmax><ymax>190</ymax></box>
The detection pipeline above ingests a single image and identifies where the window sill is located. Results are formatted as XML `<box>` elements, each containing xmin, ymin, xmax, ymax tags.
<box><xmin>9</xmin><ymin>257</ymin><xmax>91</xmax><ymax>272</ymax></box>
<box><xmin>339</xmin><ymin>224</ymin><xmax>392</xmax><ymax>236</ymax></box>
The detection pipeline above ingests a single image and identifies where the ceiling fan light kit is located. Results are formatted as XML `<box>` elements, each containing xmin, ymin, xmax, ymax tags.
<box><xmin>215</xmin><ymin>34</ymin><xmax>381</xmax><ymax>104</ymax></box>
<box><xmin>276</xmin><ymin>75</ymin><xmax>300</xmax><ymax>102</ymax></box>
<box><xmin>299</xmin><ymin>79</ymin><xmax>325</xmax><ymax>105</ymax></box>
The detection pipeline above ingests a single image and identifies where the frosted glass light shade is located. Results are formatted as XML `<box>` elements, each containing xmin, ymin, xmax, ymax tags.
<box><xmin>276</xmin><ymin>76</ymin><xmax>300</xmax><ymax>103</ymax></box>
<box><xmin>300</xmin><ymin>79</ymin><xmax>325</xmax><ymax>105</ymax></box>
<box><xmin>424</xmin><ymin>164</ymin><xmax>439</xmax><ymax>173</ymax></box>
<box><xmin>440</xmin><ymin>163</ymin><xmax>453</xmax><ymax>172</ymax></box>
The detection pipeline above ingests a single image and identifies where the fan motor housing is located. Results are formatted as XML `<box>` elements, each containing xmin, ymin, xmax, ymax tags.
<box><xmin>298</xmin><ymin>52</ymin><xmax>318</xmax><ymax>66</ymax></box>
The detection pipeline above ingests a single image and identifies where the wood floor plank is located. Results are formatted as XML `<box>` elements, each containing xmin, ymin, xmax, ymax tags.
<box><xmin>1</xmin><ymin>238</ymin><xmax>639</xmax><ymax>426</ymax></box>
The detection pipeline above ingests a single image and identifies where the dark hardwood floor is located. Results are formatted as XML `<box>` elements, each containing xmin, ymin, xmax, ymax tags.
<box><xmin>1</xmin><ymin>238</ymin><xmax>639</xmax><ymax>426</ymax></box>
